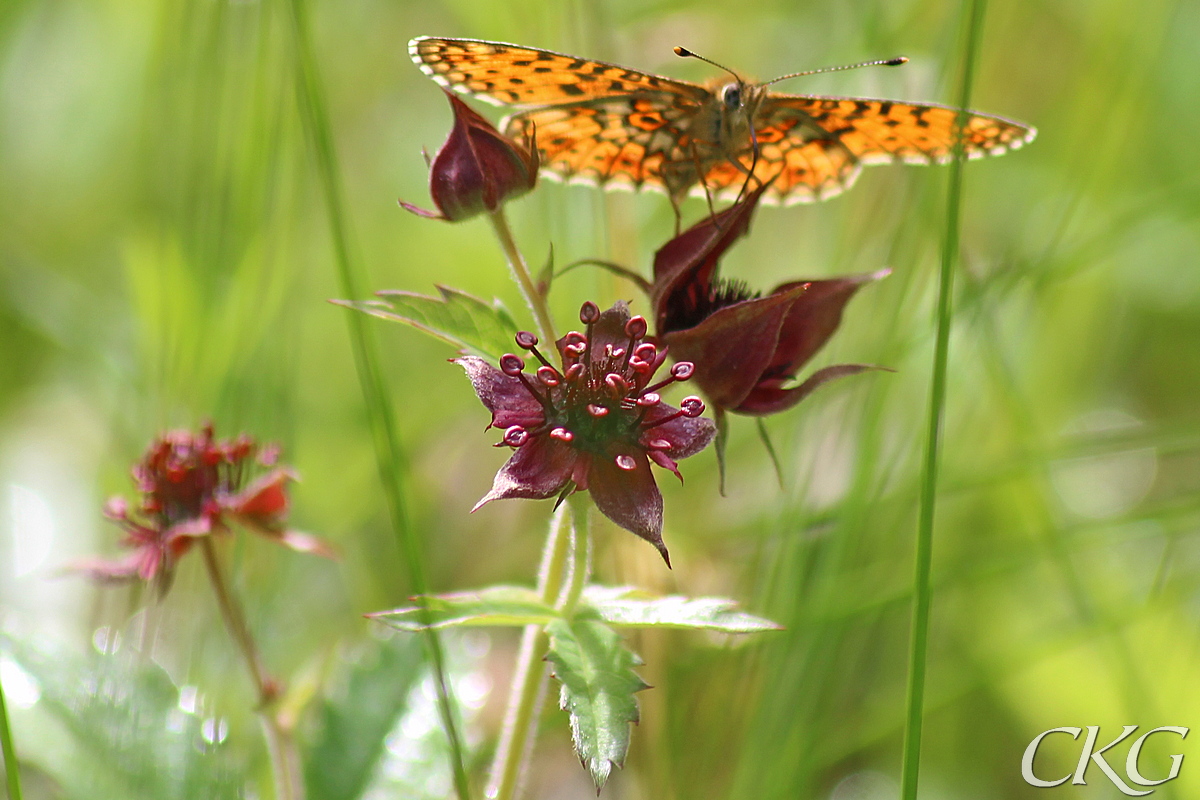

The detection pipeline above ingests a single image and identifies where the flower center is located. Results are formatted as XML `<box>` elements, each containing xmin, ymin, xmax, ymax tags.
<box><xmin>661</xmin><ymin>277</ymin><xmax>758</xmax><ymax>333</ymax></box>
<box><xmin>500</xmin><ymin>303</ymin><xmax>705</xmax><ymax>458</ymax></box>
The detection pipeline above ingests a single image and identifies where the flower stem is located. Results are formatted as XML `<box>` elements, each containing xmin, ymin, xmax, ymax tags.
<box><xmin>486</xmin><ymin>497</ymin><xmax>589</xmax><ymax>800</ymax></box>
<box><xmin>557</xmin><ymin>494</ymin><xmax>591</xmax><ymax>616</ymax></box>
<box><xmin>0</xmin><ymin>666</ymin><xmax>23</xmax><ymax>800</ymax></box>
<box><xmin>899</xmin><ymin>1</ymin><xmax>987</xmax><ymax>798</ymax></box>
<box><xmin>489</xmin><ymin>208</ymin><xmax>556</xmax><ymax>347</ymax></box>
<box><xmin>200</xmin><ymin>539</ymin><xmax>302</xmax><ymax>800</ymax></box>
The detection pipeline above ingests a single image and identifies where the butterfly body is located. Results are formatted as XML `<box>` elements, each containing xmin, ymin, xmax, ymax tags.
<box><xmin>410</xmin><ymin>37</ymin><xmax>1035</xmax><ymax>207</ymax></box>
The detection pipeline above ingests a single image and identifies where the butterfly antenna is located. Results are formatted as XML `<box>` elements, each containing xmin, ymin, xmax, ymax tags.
<box><xmin>674</xmin><ymin>46</ymin><xmax>742</xmax><ymax>82</ymax></box>
<box><xmin>764</xmin><ymin>56</ymin><xmax>908</xmax><ymax>87</ymax></box>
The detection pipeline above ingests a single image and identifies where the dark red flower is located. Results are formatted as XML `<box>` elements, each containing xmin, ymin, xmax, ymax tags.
<box><xmin>651</xmin><ymin>184</ymin><xmax>887</xmax><ymax>416</ymax></box>
<box><xmin>400</xmin><ymin>90</ymin><xmax>539</xmax><ymax>222</ymax></box>
<box><xmin>459</xmin><ymin>302</ymin><xmax>716</xmax><ymax>565</ymax></box>
<box><xmin>76</xmin><ymin>424</ymin><xmax>332</xmax><ymax>593</ymax></box>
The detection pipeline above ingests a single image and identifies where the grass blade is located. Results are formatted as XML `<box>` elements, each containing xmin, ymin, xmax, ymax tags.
<box><xmin>899</xmin><ymin>1</ymin><xmax>989</xmax><ymax>798</ymax></box>
<box><xmin>280</xmin><ymin>1</ymin><xmax>471</xmax><ymax>796</ymax></box>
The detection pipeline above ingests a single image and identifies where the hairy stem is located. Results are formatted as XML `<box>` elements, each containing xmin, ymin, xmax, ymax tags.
<box><xmin>487</xmin><ymin>499</ymin><xmax>588</xmax><ymax>800</ymax></box>
<box><xmin>199</xmin><ymin>539</ymin><xmax>302</xmax><ymax>800</ymax></box>
<box><xmin>899</xmin><ymin>1</ymin><xmax>987</xmax><ymax>798</ymax></box>
<box><xmin>490</xmin><ymin>208</ymin><xmax>556</xmax><ymax>347</ymax></box>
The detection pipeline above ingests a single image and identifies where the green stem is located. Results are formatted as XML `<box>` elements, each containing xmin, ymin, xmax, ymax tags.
<box><xmin>557</xmin><ymin>494</ymin><xmax>591</xmax><ymax>616</ymax></box>
<box><xmin>899</xmin><ymin>2</ymin><xmax>987</xmax><ymax>799</ymax></box>
<box><xmin>487</xmin><ymin>500</ymin><xmax>586</xmax><ymax>800</ymax></box>
<box><xmin>199</xmin><ymin>539</ymin><xmax>301</xmax><ymax>800</ymax></box>
<box><xmin>489</xmin><ymin>208</ymin><xmax>556</xmax><ymax>347</ymax></box>
<box><xmin>0</xmin><ymin>664</ymin><xmax>22</xmax><ymax>800</ymax></box>
<box><xmin>281</xmin><ymin>1</ymin><xmax>471</xmax><ymax>797</ymax></box>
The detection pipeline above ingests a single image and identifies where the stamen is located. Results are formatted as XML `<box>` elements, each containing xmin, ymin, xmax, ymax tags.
<box><xmin>614</xmin><ymin>454</ymin><xmax>638</xmax><ymax>471</ymax></box>
<box><xmin>549</xmin><ymin>427</ymin><xmax>575</xmax><ymax>442</ymax></box>
<box><xmin>587</xmin><ymin>404</ymin><xmax>609</xmax><ymax>418</ymax></box>
<box><xmin>502</xmin><ymin>426</ymin><xmax>529</xmax><ymax>447</ymax></box>
<box><xmin>643</xmin><ymin>360</ymin><xmax>696</xmax><ymax>394</ymax></box>
<box><xmin>499</xmin><ymin>354</ymin><xmax>525</xmax><ymax>376</ymax></box>
<box><xmin>680</xmin><ymin>396</ymin><xmax>706</xmax><ymax>417</ymax></box>
<box><xmin>536</xmin><ymin>366</ymin><xmax>562</xmax><ymax>386</ymax></box>
<box><xmin>514</xmin><ymin>331</ymin><xmax>538</xmax><ymax>349</ymax></box>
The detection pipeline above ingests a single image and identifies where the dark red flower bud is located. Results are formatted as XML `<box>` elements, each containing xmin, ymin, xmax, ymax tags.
<box><xmin>400</xmin><ymin>90</ymin><xmax>539</xmax><ymax>222</ymax></box>
<box><xmin>651</xmin><ymin>185</ymin><xmax>888</xmax><ymax>416</ymax></box>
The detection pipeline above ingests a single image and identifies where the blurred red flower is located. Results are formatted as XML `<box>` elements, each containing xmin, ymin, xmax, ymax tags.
<box><xmin>76</xmin><ymin>424</ymin><xmax>332</xmax><ymax>593</ymax></box>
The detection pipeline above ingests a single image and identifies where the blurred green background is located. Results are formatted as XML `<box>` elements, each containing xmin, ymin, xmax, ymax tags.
<box><xmin>2</xmin><ymin>0</ymin><xmax>1199</xmax><ymax>797</ymax></box>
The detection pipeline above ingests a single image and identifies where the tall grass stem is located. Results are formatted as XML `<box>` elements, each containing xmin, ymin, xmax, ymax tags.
<box><xmin>899</xmin><ymin>1</ymin><xmax>988</xmax><ymax>797</ymax></box>
<box><xmin>282</xmin><ymin>1</ymin><xmax>471</xmax><ymax>796</ymax></box>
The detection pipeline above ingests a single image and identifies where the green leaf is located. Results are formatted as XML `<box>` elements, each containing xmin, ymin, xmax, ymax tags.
<box><xmin>545</xmin><ymin>618</ymin><xmax>648</xmax><ymax>792</ymax></box>
<box><xmin>303</xmin><ymin>635</ymin><xmax>423</xmax><ymax>800</ymax></box>
<box><xmin>367</xmin><ymin>586</ymin><xmax>559</xmax><ymax>631</ymax></box>
<box><xmin>332</xmin><ymin>285</ymin><xmax>519</xmax><ymax>360</ymax></box>
<box><xmin>584</xmin><ymin>586</ymin><xmax>783</xmax><ymax>633</ymax></box>
<box><xmin>1</xmin><ymin>634</ymin><xmax>243</xmax><ymax>800</ymax></box>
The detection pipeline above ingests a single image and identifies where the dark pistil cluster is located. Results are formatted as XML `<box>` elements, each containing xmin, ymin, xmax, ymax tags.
<box><xmin>460</xmin><ymin>301</ymin><xmax>717</xmax><ymax>563</ymax></box>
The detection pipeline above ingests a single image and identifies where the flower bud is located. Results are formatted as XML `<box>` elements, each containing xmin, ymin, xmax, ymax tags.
<box><xmin>400</xmin><ymin>90</ymin><xmax>539</xmax><ymax>222</ymax></box>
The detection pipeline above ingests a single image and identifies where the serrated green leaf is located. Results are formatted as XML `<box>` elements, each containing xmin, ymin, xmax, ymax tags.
<box><xmin>303</xmin><ymin>636</ymin><xmax>423</xmax><ymax>800</ymax></box>
<box><xmin>545</xmin><ymin>618</ymin><xmax>648</xmax><ymax>791</ymax></box>
<box><xmin>584</xmin><ymin>586</ymin><xmax>783</xmax><ymax>633</ymax></box>
<box><xmin>368</xmin><ymin>585</ymin><xmax>559</xmax><ymax>631</ymax></box>
<box><xmin>333</xmin><ymin>285</ymin><xmax>519</xmax><ymax>360</ymax></box>
<box><xmin>1</xmin><ymin>634</ymin><xmax>243</xmax><ymax>800</ymax></box>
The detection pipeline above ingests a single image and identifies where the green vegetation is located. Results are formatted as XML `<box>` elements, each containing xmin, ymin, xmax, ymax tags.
<box><xmin>2</xmin><ymin>0</ymin><xmax>1197</xmax><ymax>798</ymax></box>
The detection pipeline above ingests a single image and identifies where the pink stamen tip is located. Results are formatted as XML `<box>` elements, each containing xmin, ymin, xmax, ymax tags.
<box><xmin>615</xmin><ymin>454</ymin><xmax>638</xmax><ymax>471</ymax></box>
<box><xmin>604</xmin><ymin>373</ymin><xmax>628</xmax><ymax>394</ymax></box>
<box><xmin>579</xmin><ymin>301</ymin><xmax>600</xmax><ymax>324</ymax></box>
<box><xmin>563</xmin><ymin>332</ymin><xmax>586</xmax><ymax>347</ymax></box>
<box><xmin>550</xmin><ymin>427</ymin><xmax>574</xmax><ymax>442</ymax></box>
<box><xmin>515</xmin><ymin>331</ymin><xmax>538</xmax><ymax>349</ymax></box>
<box><xmin>503</xmin><ymin>426</ymin><xmax>529</xmax><ymax>447</ymax></box>
<box><xmin>671</xmin><ymin>362</ymin><xmax>695</xmax><ymax>380</ymax></box>
<box><xmin>636</xmin><ymin>392</ymin><xmax>661</xmax><ymax>407</ymax></box>
<box><xmin>624</xmin><ymin>316</ymin><xmax>648</xmax><ymax>339</ymax></box>
<box><xmin>500</xmin><ymin>354</ymin><xmax>525</xmax><ymax>375</ymax></box>
<box><xmin>587</xmin><ymin>404</ymin><xmax>609</xmax><ymax>417</ymax></box>
<box><xmin>634</xmin><ymin>343</ymin><xmax>658</xmax><ymax>362</ymax></box>
<box><xmin>536</xmin><ymin>366</ymin><xmax>561</xmax><ymax>386</ymax></box>
<box><xmin>565</xmin><ymin>363</ymin><xmax>584</xmax><ymax>381</ymax></box>
<box><xmin>680</xmin><ymin>396</ymin><xmax>705</xmax><ymax>417</ymax></box>
<box><xmin>648</xmin><ymin>438</ymin><xmax>672</xmax><ymax>450</ymax></box>
<box><xmin>564</xmin><ymin>343</ymin><xmax>586</xmax><ymax>359</ymax></box>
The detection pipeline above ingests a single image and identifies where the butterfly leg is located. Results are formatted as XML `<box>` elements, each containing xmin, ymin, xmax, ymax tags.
<box><xmin>688</xmin><ymin>140</ymin><xmax>719</xmax><ymax>226</ymax></box>
<box><xmin>734</xmin><ymin>127</ymin><xmax>762</xmax><ymax>205</ymax></box>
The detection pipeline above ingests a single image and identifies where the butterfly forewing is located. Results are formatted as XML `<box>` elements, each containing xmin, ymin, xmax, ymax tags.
<box><xmin>410</xmin><ymin>37</ymin><xmax>709</xmax><ymax>107</ymax></box>
<box><xmin>762</xmin><ymin>95</ymin><xmax>1036</xmax><ymax>167</ymax></box>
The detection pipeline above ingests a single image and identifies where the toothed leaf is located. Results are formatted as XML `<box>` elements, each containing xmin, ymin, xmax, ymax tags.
<box><xmin>545</xmin><ymin>618</ymin><xmax>648</xmax><ymax>791</ymax></box>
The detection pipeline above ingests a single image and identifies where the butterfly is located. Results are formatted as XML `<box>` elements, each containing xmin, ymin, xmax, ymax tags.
<box><xmin>409</xmin><ymin>37</ymin><xmax>1036</xmax><ymax>208</ymax></box>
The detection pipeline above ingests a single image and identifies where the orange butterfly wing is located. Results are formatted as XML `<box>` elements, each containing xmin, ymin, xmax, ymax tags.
<box><xmin>409</xmin><ymin>37</ymin><xmax>708</xmax><ymax>107</ymax></box>
<box><xmin>697</xmin><ymin>94</ymin><xmax>1037</xmax><ymax>206</ymax></box>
